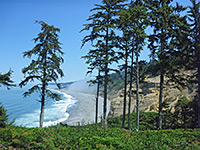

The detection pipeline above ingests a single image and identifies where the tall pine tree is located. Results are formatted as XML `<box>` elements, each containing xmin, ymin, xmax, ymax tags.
<box><xmin>148</xmin><ymin>0</ymin><xmax>188</xmax><ymax>129</ymax></box>
<box><xmin>81</xmin><ymin>0</ymin><xmax>126</xmax><ymax>127</ymax></box>
<box><xmin>187</xmin><ymin>0</ymin><xmax>200</xmax><ymax>128</ymax></box>
<box><xmin>0</xmin><ymin>70</ymin><xmax>15</xmax><ymax>89</ymax></box>
<box><xmin>19</xmin><ymin>21</ymin><xmax>64</xmax><ymax>128</ymax></box>
<box><xmin>118</xmin><ymin>0</ymin><xmax>148</xmax><ymax>130</ymax></box>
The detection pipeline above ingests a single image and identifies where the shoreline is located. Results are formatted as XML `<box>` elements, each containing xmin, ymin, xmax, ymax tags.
<box><xmin>60</xmin><ymin>89</ymin><xmax>110</xmax><ymax>126</ymax></box>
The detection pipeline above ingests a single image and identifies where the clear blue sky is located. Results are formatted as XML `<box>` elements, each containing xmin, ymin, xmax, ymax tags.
<box><xmin>0</xmin><ymin>0</ymin><xmax>192</xmax><ymax>83</ymax></box>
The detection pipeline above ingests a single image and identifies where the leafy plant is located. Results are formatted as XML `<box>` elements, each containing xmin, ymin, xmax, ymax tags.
<box><xmin>0</xmin><ymin>102</ymin><xmax>14</xmax><ymax>128</ymax></box>
<box><xmin>0</xmin><ymin>125</ymin><xmax>199</xmax><ymax>149</ymax></box>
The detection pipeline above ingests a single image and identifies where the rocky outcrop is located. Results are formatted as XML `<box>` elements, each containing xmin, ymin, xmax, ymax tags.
<box><xmin>108</xmin><ymin>75</ymin><xmax>197</xmax><ymax>117</ymax></box>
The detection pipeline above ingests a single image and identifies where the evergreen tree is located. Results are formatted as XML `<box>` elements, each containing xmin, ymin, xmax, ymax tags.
<box><xmin>81</xmin><ymin>0</ymin><xmax>127</xmax><ymax>127</ymax></box>
<box><xmin>0</xmin><ymin>70</ymin><xmax>15</xmax><ymax>128</ymax></box>
<box><xmin>19</xmin><ymin>21</ymin><xmax>64</xmax><ymax>128</ymax></box>
<box><xmin>147</xmin><ymin>0</ymin><xmax>187</xmax><ymax>129</ymax></box>
<box><xmin>128</xmin><ymin>48</ymin><xmax>134</xmax><ymax>130</ymax></box>
<box><xmin>0</xmin><ymin>102</ymin><xmax>9</xmax><ymax>128</ymax></box>
<box><xmin>115</xmin><ymin>33</ymin><xmax>130</xmax><ymax>129</ymax></box>
<box><xmin>187</xmin><ymin>0</ymin><xmax>200</xmax><ymax>128</ymax></box>
<box><xmin>115</xmin><ymin>12</ymin><xmax>131</xmax><ymax>129</ymax></box>
<box><xmin>118</xmin><ymin>0</ymin><xmax>148</xmax><ymax>130</ymax></box>
<box><xmin>0</xmin><ymin>70</ymin><xmax>15</xmax><ymax>89</ymax></box>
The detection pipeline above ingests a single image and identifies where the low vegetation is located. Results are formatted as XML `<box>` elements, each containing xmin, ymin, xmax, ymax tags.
<box><xmin>0</xmin><ymin>124</ymin><xmax>200</xmax><ymax>149</ymax></box>
<box><xmin>0</xmin><ymin>102</ymin><xmax>199</xmax><ymax>149</ymax></box>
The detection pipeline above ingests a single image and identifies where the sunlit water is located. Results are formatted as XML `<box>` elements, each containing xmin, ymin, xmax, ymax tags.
<box><xmin>0</xmin><ymin>87</ymin><xmax>78</xmax><ymax>128</ymax></box>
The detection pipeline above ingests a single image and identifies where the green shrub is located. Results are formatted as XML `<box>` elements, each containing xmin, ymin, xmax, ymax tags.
<box><xmin>0</xmin><ymin>125</ymin><xmax>200</xmax><ymax>149</ymax></box>
<box><xmin>107</xmin><ymin>111</ymin><xmax>158</xmax><ymax>130</ymax></box>
<box><xmin>0</xmin><ymin>102</ymin><xmax>10</xmax><ymax>128</ymax></box>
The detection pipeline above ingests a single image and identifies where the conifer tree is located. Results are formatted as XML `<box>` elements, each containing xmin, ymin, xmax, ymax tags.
<box><xmin>0</xmin><ymin>70</ymin><xmax>15</xmax><ymax>89</ymax></box>
<box><xmin>81</xmin><ymin>0</ymin><xmax>127</xmax><ymax>127</ymax></box>
<box><xmin>147</xmin><ymin>0</ymin><xmax>188</xmax><ymax>129</ymax></box>
<box><xmin>19</xmin><ymin>21</ymin><xmax>64</xmax><ymax>128</ymax></box>
<box><xmin>118</xmin><ymin>0</ymin><xmax>148</xmax><ymax>130</ymax></box>
<box><xmin>115</xmin><ymin>7</ymin><xmax>131</xmax><ymax>128</ymax></box>
<box><xmin>187</xmin><ymin>0</ymin><xmax>200</xmax><ymax>128</ymax></box>
<box><xmin>115</xmin><ymin>33</ymin><xmax>130</xmax><ymax>129</ymax></box>
<box><xmin>0</xmin><ymin>70</ymin><xmax>15</xmax><ymax>127</ymax></box>
<box><xmin>0</xmin><ymin>102</ymin><xmax>9</xmax><ymax>128</ymax></box>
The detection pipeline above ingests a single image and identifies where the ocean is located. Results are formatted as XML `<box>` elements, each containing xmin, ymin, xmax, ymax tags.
<box><xmin>0</xmin><ymin>87</ymin><xmax>78</xmax><ymax>128</ymax></box>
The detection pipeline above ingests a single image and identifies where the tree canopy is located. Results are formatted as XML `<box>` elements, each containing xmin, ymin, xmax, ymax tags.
<box><xmin>19</xmin><ymin>21</ymin><xmax>64</xmax><ymax>128</ymax></box>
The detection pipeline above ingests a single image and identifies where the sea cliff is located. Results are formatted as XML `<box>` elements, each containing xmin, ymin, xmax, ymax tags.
<box><xmin>108</xmin><ymin>74</ymin><xmax>197</xmax><ymax>117</ymax></box>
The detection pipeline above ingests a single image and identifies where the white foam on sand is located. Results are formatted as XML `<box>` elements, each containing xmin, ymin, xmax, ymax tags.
<box><xmin>14</xmin><ymin>90</ymin><xmax>78</xmax><ymax>128</ymax></box>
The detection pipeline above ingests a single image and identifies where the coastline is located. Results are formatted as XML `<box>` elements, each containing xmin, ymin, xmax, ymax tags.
<box><xmin>60</xmin><ymin>89</ymin><xmax>110</xmax><ymax>126</ymax></box>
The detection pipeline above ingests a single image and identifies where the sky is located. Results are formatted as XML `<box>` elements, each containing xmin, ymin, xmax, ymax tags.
<box><xmin>0</xmin><ymin>0</ymin><xmax>193</xmax><ymax>83</ymax></box>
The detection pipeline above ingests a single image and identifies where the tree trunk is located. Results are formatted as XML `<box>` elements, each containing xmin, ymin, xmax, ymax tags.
<box><xmin>128</xmin><ymin>48</ymin><xmax>134</xmax><ymax>130</ymax></box>
<box><xmin>40</xmin><ymin>82</ymin><xmax>45</xmax><ymax>128</ymax></box>
<box><xmin>136</xmin><ymin>47</ymin><xmax>139</xmax><ymax>132</ymax></box>
<box><xmin>103</xmin><ymin>20</ymin><xmax>109</xmax><ymax>129</ymax></box>
<box><xmin>122</xmin><ymin>43</ymin><xmax>128</xmax><ymax>129</ymax></box>
<box><xmin>95</xmin><ymin>69</ymin><xmax>100</xmax><ymax>124</ymax></box>
<box><xmin>198</xmin><ymin>52</ymin><xmax>200</xmax><ymax>128</ymax></box>
<box><xmin>158</xmin><ymin>28</ymin><xmax>164</xmax><ymax>129</ymax></box>
<box><xmin>40</xmin><ymin>48</ymin><xmax>47</xmax><ymax>128</ymax></box>
<box><xmin>104</xmin><ymin>66</ymin><xmax>108</xmax><ymax>128</ymax></box>
<box><xmin>158</xmin><ymin>69</ymin><xmax>164</xmax><ymax>129</ymax></box>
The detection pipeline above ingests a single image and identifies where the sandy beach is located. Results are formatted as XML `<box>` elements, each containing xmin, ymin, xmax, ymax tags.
<box><xmin>61</xmin><ymin>89</ymin><xmax>110</xmax><ymax>126</ymax></box>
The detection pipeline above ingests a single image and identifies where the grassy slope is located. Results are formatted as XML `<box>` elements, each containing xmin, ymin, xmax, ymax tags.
<box><xmin>0</xmin><ymin>124</ymin><xmax>200</xmax><ymax>149</ymax></box>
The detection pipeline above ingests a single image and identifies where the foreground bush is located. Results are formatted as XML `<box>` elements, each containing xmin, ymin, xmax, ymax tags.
<box><xmin>108</xmin><ymin>112</ymin><xmax>158</xmax><ymax>130</ymax></box>
<box><xmin>0</xmin><ymin>102</ymin><xmax>10</xmax><ymax>128</ymax></box>
<box><xmin>0</xmin><ymin>125</ymin><xmax>200</xmax><ymax>149</ymax></box>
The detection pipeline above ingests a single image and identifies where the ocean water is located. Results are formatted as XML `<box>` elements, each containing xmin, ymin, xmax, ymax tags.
<box><xmin>0</xmin><ymin>87</ymin><xmax>78</xmax><ymax>128</ymax></box>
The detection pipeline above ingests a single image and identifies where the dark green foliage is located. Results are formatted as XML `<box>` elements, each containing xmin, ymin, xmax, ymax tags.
<box><xmin>186</xmin><ymin>0</ymin><xmax>200</xmax><ymax>74</ymax></box>
<box><xmin>0</xmin><ymin>70</ymin><xmax>16</xmax><ymax>89</ymax></box>
<box><xmin>116</xmin><ymin>0</ymin><xmax>149</xmax><ymax>129</ymax></box>
<box><xmin>81</xmin><ymin>0</ymin><xmax>127</xmax><ymax>125</ymax></box>
<box><xmin>19</xmin><ymin>21</ymin><xmax>64</xmax><ymax>128</ymax></box>
<box><xmin>173</xmin><ymin>97</ymin><xmax>198</xmax><ymax>129</ymax></box>
<box><xmin>118</xmin><ymin>1</ymin><xmax>149</xmax><ymax>130</ymax></box>
<box><xmin>0</xmin><ymin>102</ymin><xmax>14</xmax><ymax>128</ymax></box>
<box><xmin>0</xmin><ymin>70</ymin><xmax>15</xmax><ymax>128</ymax></box>
<box><xmin>186</xmin><ymin>0</ymin><xmax>200</xmax><ymax>128</ymax></box>
<box><xmin>0</xmin><ymin>70</ymin><xmax>16</xmax><ymax>128</ymax></box>
<box><xmin>161</xmin><ymin>96</ymin><xmax>198</xmax><ymax>129</ymax></box>
<box><xmin>0</xmin><ymin>102</ymin><xmax>9</xmax><ymax>128</ymax></box>
<box><xmin>147</xmin><ymin>0</ymin><xmax>188</xmax><ymax>129</ymax></box>
<box><xmin>108</xmin><ymin>112</ymin><xmax>158</xmax><ymax>130</ymax></box>
<box><xmin>0</xmin><ymin>125</ymin><xmax>199</xmax><ymax>149</ymax></box>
